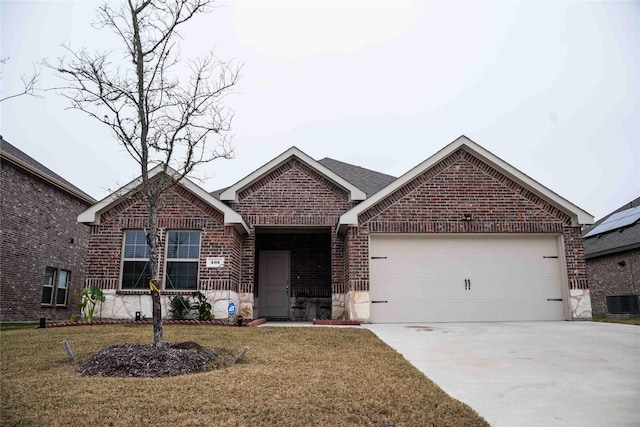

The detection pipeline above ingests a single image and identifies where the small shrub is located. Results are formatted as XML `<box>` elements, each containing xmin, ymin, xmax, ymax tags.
<box><xmin>191</xmin><ymin>291</ymin><xmax>212</xmax><ymax>321</ymax></box>
<box><xmin>76</xmin><ymin>286</ymin><xmax>105</xmax><ymax>322</ymax></box>
<box><xmin>169</xmin><ymin>295</ymin><xmax>192</xmax><ymax>320</ymax></box>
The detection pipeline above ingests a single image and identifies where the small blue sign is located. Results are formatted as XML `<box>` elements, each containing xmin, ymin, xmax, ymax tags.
<box><xmin>228</xmin><ymin>302</ymin><xmax>236</xmax><ymax>316</ymax></box>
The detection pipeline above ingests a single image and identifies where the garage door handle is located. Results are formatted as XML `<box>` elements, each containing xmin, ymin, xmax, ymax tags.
<box><xmin>547</xmin><ymin>298</ymin><xmax>563</xmax><ymax>301</ymax></box>
<box><xmin>464</xmin><ymin>279</ymin><xmax>471</xmax><ymax>290</ymax></box>
<box><xmin>371</xmin><ymin>300</ymin><xmax>388</xmax><ymax>304</ymax></box>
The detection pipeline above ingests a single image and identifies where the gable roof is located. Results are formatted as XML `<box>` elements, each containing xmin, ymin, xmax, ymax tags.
<box><xmin>582</xmin><ymin>196</ymin><xmax>640</xmax><ymax>258</ymax></box>
<box><xmin>1</xmin><ymin>136</ymin><xmax>96</xmax><ymax>205</ymax></box>
<box><xmin>318</xmin><ymin>158</ymin><xmax>396</xmax><ymax>197</ymax></box>
<box><xmin>77</xmin><ymin>165</ymin><xmax>249</xmax><ymax>233</ymax></box>
<box><xmin>219</xmin><ymin>147</ymin><xmax>367</xmax><ymax>202</ymax></box>
<box><xmin>338</xmin><ymin>135</ymin><xmax>594</xmax><ymax>231</ymax></box>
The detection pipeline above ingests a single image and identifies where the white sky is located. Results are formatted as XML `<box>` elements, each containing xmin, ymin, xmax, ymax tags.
<box><xmin>1</xmin><ymin>0</ymin><xmax>638</xmax><ymax>221</ymax></box>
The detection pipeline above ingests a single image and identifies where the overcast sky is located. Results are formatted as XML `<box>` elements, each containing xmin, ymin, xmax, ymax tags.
<box><xmin>1</xmin><ymin>0</ymin><xmax>638</xmax><ymax>221</ymax></box>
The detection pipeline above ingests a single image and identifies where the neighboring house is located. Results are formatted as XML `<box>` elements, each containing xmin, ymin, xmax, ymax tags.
<box><xmin>582</xmin><ymin>197</ymin><xmax>640</xmax><ymax>315</ymax></box>
<box><xmin>0</xmin><ymin>136</ymin><xmax>96</xmax><ymax>321</ymax></box>
<box><xmin>78</xmin><ymin>136</ymin><xmax>594</xmax><ymax>322</ymax></box>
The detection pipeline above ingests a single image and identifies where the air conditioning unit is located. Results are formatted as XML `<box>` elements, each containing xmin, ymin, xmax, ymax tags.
<box><xmin>606</xmin><ymin>294</ymin><xmax>640</xmax><ymax>314</ymax></box>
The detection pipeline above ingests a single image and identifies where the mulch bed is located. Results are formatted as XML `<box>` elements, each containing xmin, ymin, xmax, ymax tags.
<box><xmin>81</xmin><ymin>341</ymin><xmax>222</xmax><ymax>377</ymax></box>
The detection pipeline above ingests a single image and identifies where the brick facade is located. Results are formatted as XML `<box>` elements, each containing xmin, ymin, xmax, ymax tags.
<box><xmin>344</xmin><ymin>148</ymin><xmax>588</xmax><ymax>295</ymax></box>
<box><xmin>0</xmin><ymin>162</ymin><xmax>92</xmax><ymax>321</ymax></box>
<box><xmin>73</xmin><ymin>141</ymin><xmax>592</xmax><ymax>321</ymax></box>
<box><xmin>229</xmin><ymin>158</ymin><xmax>356</xmax><ymax>296</ymax></box>
<box><xmin>586</xmin><ymin>249</ymin><xmax>640</xmax><ymax>314</ymax></box>
<box><xmin>84</xmin><ymin>185</ymin><xmax>242</xmax><ymax>294</ymax></box>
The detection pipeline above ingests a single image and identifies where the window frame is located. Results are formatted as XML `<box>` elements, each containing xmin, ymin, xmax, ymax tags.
<box><xmin>164</xmin><ymin>230</ymin><xmax>201</xmax><ymax>290</ymax></box>
<box><xmin>41</xmin><ymin>267</ymin><xmax>71</xmax><ymax>307</ymax></box>
<box><xmin>121</xmin><ymin>230</ymin><xmax>151</xmax><ymax>290</ymax></box>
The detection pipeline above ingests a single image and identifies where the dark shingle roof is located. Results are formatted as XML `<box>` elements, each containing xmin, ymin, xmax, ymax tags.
<box><xmin>0</xmin><ymin>136</ymin><xmax>96</xmax><ymax>203</ymax></box>
<box><xmin>318</xmin><ymin>157</ymin><xmax>396</xmax><ymax>197</ymax></box>
<box><xmin>582</xmin><ymin>196</ymin><xmax>640</xmax><ymax>258</ymax></box>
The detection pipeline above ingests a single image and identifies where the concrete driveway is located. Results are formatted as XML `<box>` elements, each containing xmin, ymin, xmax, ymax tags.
<box><xmin>364</xmin><ymin>322</ymin><xmax>640</xmax><ymax>427</ymax></box>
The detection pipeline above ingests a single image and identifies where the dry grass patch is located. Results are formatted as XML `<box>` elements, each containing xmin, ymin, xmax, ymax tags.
<box><xmin>1</xmin><ymin>325</ymin><xmax>488</xmax><ymax>427</ymax></box>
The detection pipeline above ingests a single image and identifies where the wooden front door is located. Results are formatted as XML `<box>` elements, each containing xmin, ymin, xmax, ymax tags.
<box><xmin>259</xmin><ymin>251</ymin><xmax>291</xmax><ymax>318</ymax></box>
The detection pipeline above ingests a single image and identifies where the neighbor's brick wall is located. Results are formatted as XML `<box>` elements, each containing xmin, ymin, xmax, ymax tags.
<box><xmin>229</xmin><ymin>158</ymin><xmax>356</xmax><ymax>289</ymax></box>
<box><xmin>346</xmin><ymin>148</ymin><xmax>588</xmax><ymax>293</ymax></box>
<box><xmin>586</xmin><ymin>249</ymin><xmax>640</xmax><ymax>314</ymax></box>
<box><xmin>85</xmin><ymin>185</ymin><xmax>242</xmax><ymax>293</ymax></box>
<box><xmin>0</xmin><ymin>162</ymin><xmax>91</xmax><ymax>321</ymax></box>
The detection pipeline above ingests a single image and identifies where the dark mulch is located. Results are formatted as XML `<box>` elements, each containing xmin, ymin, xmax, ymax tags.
<box><xmin>81</xmin><ymin>341</ymin><xmax>222</xmax><ymax>377</ymax></box>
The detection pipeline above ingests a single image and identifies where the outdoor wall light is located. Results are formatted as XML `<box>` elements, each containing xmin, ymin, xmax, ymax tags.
<box><xmin>618</xmin><ymin>260</ymin><xmax>626</xmax><ymax>267</ymax></box>
<box><xmin>462</xmin><ymin>213</ymin><xmax>473</xmax><ymax>221</ymax></box>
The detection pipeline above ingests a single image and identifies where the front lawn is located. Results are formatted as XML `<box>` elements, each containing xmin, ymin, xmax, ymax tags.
<box><xmin>1</xmin><ymin>324</ymin><xmax>487</xmax><ymax>426</ymax></box>
<box><xmin>592</xmin><ymin>314</ymin><xmax>640</xmax><ymax>326</ymax></box>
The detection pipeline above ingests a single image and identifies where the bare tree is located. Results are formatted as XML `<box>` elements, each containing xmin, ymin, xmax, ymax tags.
<box><xmin>50</xmin><ymin>0</ymin><xmax>241</xmax><ymax>347</ymax></box>
<box><xmin>0</xmin><ymin>57</ymin><xmax>41</xmax><ymax>103</ymax></box>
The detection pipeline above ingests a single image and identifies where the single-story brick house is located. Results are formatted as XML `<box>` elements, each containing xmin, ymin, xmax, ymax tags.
<box><xmin>582</xmin><ymin>197</ymin><xmax>640</xmax><ymax>315</ymax></box>
<box><xmin>78</xmin><ymin>136</ymin><xmax>594</xmax><ymax>322</ymax></box>
<box><xmin>1</xmin><ymin>136</ymin><xmax>96</xmax><ymax>321</ymax></box>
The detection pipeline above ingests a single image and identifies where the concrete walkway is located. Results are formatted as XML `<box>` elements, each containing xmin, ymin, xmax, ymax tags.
<box><xmin>364</xmin><ymin>322</ymin><xmax>640</xmax><ymax>427</ymax></box>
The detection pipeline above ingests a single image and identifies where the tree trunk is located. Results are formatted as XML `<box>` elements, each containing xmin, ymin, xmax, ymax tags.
<box><xmin>148</xmin><ymin>202</ymin><xmax>163</xmax><ymax>348</ymax></box>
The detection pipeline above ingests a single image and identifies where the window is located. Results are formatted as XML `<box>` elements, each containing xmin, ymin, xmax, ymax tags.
<box><xmin>122</xmin><ymin>230</ymin><xmax>151</xmax><ymax>289</ymax></box>
<box><xmin>165</xmin><ymin>231</ymin><xmax>200</xmax><ymax>290</ymax></box>
<box><xmin>41</xmin><ymin>267</ymin><xmax>70</xmax><ymax>306</ymax></box>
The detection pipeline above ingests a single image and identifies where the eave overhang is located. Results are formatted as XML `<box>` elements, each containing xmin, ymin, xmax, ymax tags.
<box><xmin>219</xmin><ymin>146</ymin><xmax>366</xmax><ymax>202</ymax></box>
<box><xmin>77</xmin><ymin>165</ymin><xmax>249</xmax><ymax>234</ymax></box>
<box><xmin>338</xmin><ymin>135</ymin><xmax>594</xmax><ymax>233</ymax></box>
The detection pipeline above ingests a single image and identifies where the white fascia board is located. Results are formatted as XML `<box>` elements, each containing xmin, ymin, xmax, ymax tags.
<box><xmin>338</xmin><ymin>135</ymin><xmax>594</xmax><ymax>231</ymax></box>
<box><xmin>77</xmin><ymin>165</ymin><xmax>250</xmax><ymax>233</ymax></box>
<box><xmin>219</xmin><ymin>146</ymin><xmax>366</xmax><ymax>202</ymax></box>
<box><xmin>77</xmin><ymin>167</ymin><xmax>155</xmax><ymax>225</ymax></box>
<box><xmin>461</xmin><ymin>137</ymin><xmax>594</xmax><ymax>227</ymax></box>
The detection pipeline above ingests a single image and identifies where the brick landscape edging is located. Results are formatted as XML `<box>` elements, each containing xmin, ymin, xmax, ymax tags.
<box><xmin>41</xmin><ymin>318</ymin><xmax>268</xmax><ymax>328</ymax></box>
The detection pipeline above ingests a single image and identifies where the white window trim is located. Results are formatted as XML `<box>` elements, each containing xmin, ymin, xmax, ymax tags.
<box><xmin>164</xmin><ymin>230</ymin><xmax>201</xmax><ymax>290</ymax></box>
<box><xmin>121</xmin><ymin>229</ymin><xmax>151</xmax><ymax>290</ymax></box>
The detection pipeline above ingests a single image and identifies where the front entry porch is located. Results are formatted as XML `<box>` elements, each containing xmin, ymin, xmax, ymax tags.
<box><xmin>255</xmin><ymin>228</ymin><xmax>332</xmax><ymax>320</ymax></box>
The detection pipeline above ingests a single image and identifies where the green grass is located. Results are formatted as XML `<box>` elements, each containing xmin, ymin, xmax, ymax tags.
<box><xmin>0</xmin><ymin>322</ymin><xmax>39</xmax><ymax>331</ymax></box>
<box><xmin>1</xmin><ymin>324</ymin><xmax>488</xmax><ymax>427</ymax></box>
<box><xmin>592</xmin><ymin>314</ymin><xmax>640</xmax><ymax>326</ymax></box>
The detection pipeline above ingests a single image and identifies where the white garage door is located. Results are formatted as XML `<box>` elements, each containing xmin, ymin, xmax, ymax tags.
<box><xmin>369</xmin><ymin>234</ymin><xmax>567</xmax><ymax>322</ymax></box>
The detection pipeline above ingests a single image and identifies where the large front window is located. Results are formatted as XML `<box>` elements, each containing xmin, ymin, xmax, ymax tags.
<box><xmin>122</xmin><ymin>230</ymin><xmax>150</xmax><ymax>289</ymax></box>
<box><xmin>165</xmin><ymin>231</ymin><xmax>200</xmax><ymax>290</ymax></box>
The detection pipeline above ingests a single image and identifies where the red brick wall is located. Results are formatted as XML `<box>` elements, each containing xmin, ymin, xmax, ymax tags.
<box><xmin>0</xmin><ymin>162</ymin><xmax>92</xmax><ymax>321</ymax></box>
<box><xmin>85</xmin><ymin>185</ymin><xmax>242</xmax><ymax>293</ymax></box>
<box><xmin>229</xmin><ymin>158</ymin><xmax>356</xmax><ymax>289</ymax></box>
<box><xmin>346</xmin><ymin>148</ymin><xmax>589</xmax><ymax>292</ymax></box>
<box><xmin>586</xmin><ymin>249</ymin><xmax>640</xmax><ymax>314</ymax></box>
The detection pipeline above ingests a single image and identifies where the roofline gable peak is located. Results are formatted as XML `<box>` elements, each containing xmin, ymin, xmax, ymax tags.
<box><xmin>219</xmin><ymin>146</ymin><xmax>366</xmax><ymax>202</ymax></box>
<box><xmin>339</xmin><ymin>135</ymin><xmax>594</xmax><ymax>231</ymax></box>
<box><xmin>77</xmin><ymin>164</ymin><xmax>249</xmax><ymax>233</ymax></box>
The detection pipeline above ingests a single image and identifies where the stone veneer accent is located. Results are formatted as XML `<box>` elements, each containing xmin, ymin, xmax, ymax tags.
<box><xmin>94</xmin><ymin>289</ymin><xmax>242</xmax><ymax>321</ymax></box>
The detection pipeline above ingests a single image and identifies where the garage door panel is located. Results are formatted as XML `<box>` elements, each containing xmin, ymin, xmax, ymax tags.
<box><xmin>369</xmin><ymin>234</ymin><xmax>566</xmax><ymax>322</ymax></box>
